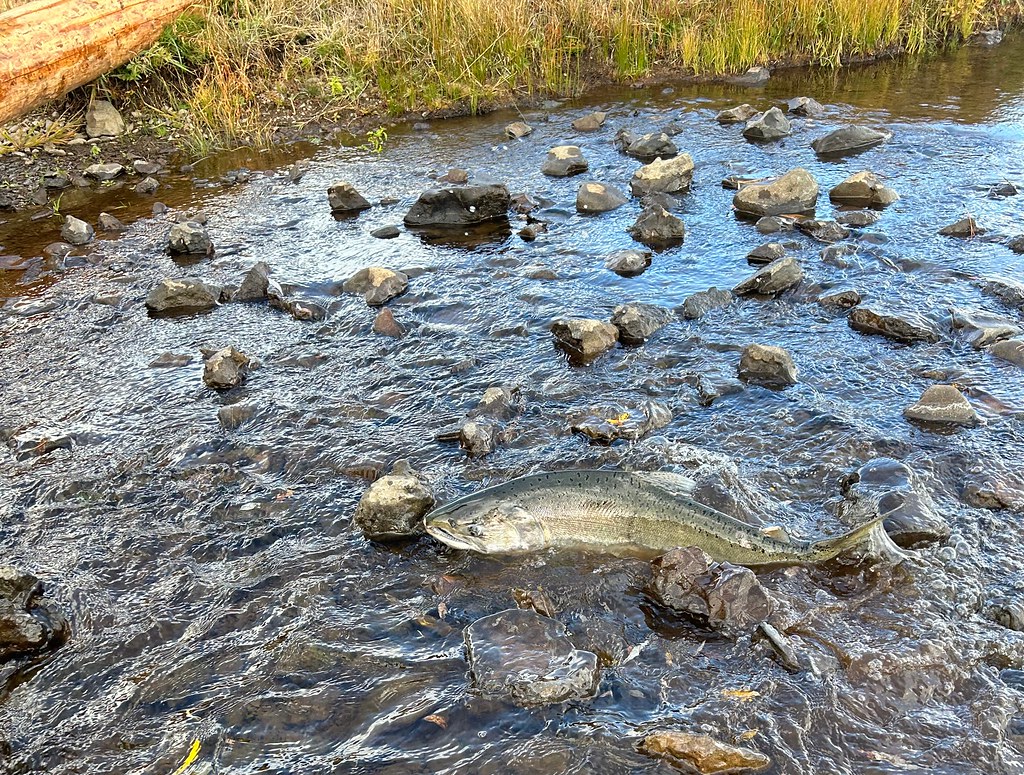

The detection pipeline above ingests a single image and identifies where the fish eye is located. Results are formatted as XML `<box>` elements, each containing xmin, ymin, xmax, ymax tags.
<box><xmin>467</xmin><ymin>525</ymin><xmax>483</xmax><ymax>537</ymax></box>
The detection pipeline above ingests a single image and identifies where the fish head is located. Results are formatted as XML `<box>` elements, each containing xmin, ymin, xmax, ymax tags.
<box><xmin>424</xmin><ymin>500</ymin><xmax>546</xmax><ymax>553</ymax></box>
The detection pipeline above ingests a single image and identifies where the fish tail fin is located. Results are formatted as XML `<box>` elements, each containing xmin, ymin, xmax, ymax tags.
<box><xmin>810</xmin><ymin>516</ymin><xmax>908</xmax><ymax>564</ymax></box>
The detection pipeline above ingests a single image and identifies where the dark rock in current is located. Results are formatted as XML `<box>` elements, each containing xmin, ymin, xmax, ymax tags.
<box><xmin>628</xmin><ymin>205</ymin><xmax>685</xmax><ymax>247</ymax></box>
<box><xmin>504</xmin><ymin>121</ymin><xmax>533</xmax><ymax>139</ymax></box>
<box><xmin>605</xmin><ymin>249</ymin><xmax>652</xmax><ymax>277</ymax></box>
<box><xmin>988</xmin><ymin>599</ymin><xmax>1024</xmax><ymax>631</ymax></box>
<box><xmin>733</xmin><ymin>169</ymin><xmax>818</xmax><ymax>217</ymax></box>
<box><xmin>471</xmin><ymin>386</ymin><xmax>522</xmax><ymax>420</ymax></box>
<box><xmin>835</xmin><ymin>210</ymin><xmax>881</xmax><ymax>227</ymax></box>
<box><xmin>1008</xmin><ymin>235</ymin><xmax>1024</xmax><ymax>254</ymax></box>
<box><xmin>342</xmin><ymin>267</ymin><xmax>409</xmax><ymax>306</ymax></box>
<box><xmin>202</xmin><ymin>347</ymin><xmax>253</xmax><ymax>390</ymax></box>
<box><xmin>0</xmin><ymin>192</ymin><xmax>14</xmax><ymax>210</ymax></box>
<box><xmin>639</xmin><ymin>731</ymin><xmax>771</xmax><ymax>774</ymax></box>
<box><xmin>625</xmin><ymin>132</ymin><xmax>678</xmax><ymax>160</ymax></box>
<box><xmin>796</xmin><ymin>219</ymin><xmax>850</xmax><ymax>243</ymax></box>
<box><xmin>989</xmin><ymin>339</ymin><xmax>1024</xmax><ymax>367</ymax></box>
<box><xmin>439</xmin><ymin>168</ymin><xmax>469</xmax><ymax>184</ymax></box>
<box><xmin>234</xmin><ymin>261</ymin><xmax>271</xmax><ymax>302</ymax></box>
<box><xmin>951</xmin><ymin>308</ymin><xmax>1021</xmax><ymax>348</ymax></box>
<box><xmin>630</xmin><ymin>154</ymin><xmax>694</xmax><ymax>196</ymax></box>
<box><xmin>41</xmin><ymin>173</ymin><xmax>70</xmax><ymax>190</ymax></box>
<box><xmin>820</xmin><ymin>242</ymin><xmax>860</xmax><ymax>268</ymax></box>
<box><xmin>541</xmin><ymin>145</ymin><xmax>588</xmax><ymax>177</ymax></box>
<box><xmin>939</xmin><ymin>216</ymin><xmax>986</xmax><ymax>237</ymax></box>
<box><xmin>610</xmin><ymin>302</ymin><xmax>672</xmax><ymax>345</ymax></box>
<box><xmin>989</xmin><ymin>182</ymin><xmax>1019</xmax><ymax>198</ymax></box>
<box><xmin>746</xmin><ymin>242</ymin><xmax>786</xmax><ymax>266</ymax></box>
<box><xmin>371</xmin><ymin>225</ymin><xmax>401</xmax><ymax>239</ymax></box>
<box><xmin>743</xmin><ymin>107</ymin><xmax>791</xmax><ymax>142</ymax></box>
<box><xmin>968</xmin><ymin>29</ymin><xmax>1004</xmax><ymax>46</ymax></box>
<box><xmin>217</xmin><ymin>403</ymin><xmax>257</xmax><ymax>430</ymax></box>
<box><xmin>327</xmin><ymin>182</ymin><xmax>371</xmax><ymax>213</ymax></box>
<box><xmin>716</xmin><ymin>104</ymin><xmax>759</xmax><ymax>124</ymax></box>
<box><xmin>982</xmin><ymin>276</ymin><xmax>1024</xmax><ymax>311</ymax></box>
<box><xmin>168</xmin><ymin>221</ymin><xmax>213</xmax><ymax>256</ymax></box>
<box><xmin>754</xmin><ymin>621</ymin><xmax>802</xmax><ymax>672</ymax></box>
<box><xmin>353</xmin><ymin>459</ymin><xmax>434</xmax><ymax>540</ymax></box>
<box><xmin>738</xmin><ymin>344</ymin><xmax>798</xmax><ymax>388</ymax></box>
<box><xmin>842</xmin><ymin>458</ymin><xmax>950</xmax><ymax>547</ymax></box>
<box><xmin>576</xmin><ymin>182</ymin><xmax>628</xmax><ymax>214</ymax></box>
<box><xmin>722</xmin><ymin>175</ymin><xmax>764</xmax><ymax>190</ymax></box>
<box><xmin>818</xmin><ymin>288</ymin><xmax>862</xmax><ymax>309</ymax></box>
<box><xmin>551</xmin><ymin>318</ymin><xmax>619</xmax><ymax>363</ymax></box>
<box><xmin>614</xmin><ymin>128</ymin><xmax>638</xmax><ymax>151</ymax></box>
<box><xmin>571</xmin><ymin>400</ymin><xmax>672</xmax><ymax>444</ymax></box>
<box><xmin>786</xmin><ymin>96</ymin><xmax>825</xmax><ymax>117</ymax></box>
<box><xmin>7</xmin><ymin>431</ymin><xmax>73</xmax><ymax>459</ymax></box>
<box><xmin>733</xmin><ymin>257</ymin><xmax>803</xmax><ymax>297</ymax></box>
<box><xmin>464</xmin><ymin>608</ymin><xmax>600</xmax><ymax>706</ymax></box>
<box><xmin>829</xmin><ymin>171</ymin><xmax>899</xmax><ymax>208</ymax></box>
<box><xmin>963</xmin><ymin>468</ymin><xmax>1024</xmax><ymax>512</ymax></box>
<box><xmin>372</xmin><ymin>308</ymin><xmax>406</xmax><ymax>338</ymax></box>
<box><xmin>513</xmin><ymin>588</ymin><xmax>558</xmax><ymax>617</ymax></box>
<box><xmin>61</xmin><ymin>215</ymin><xmax>94</xmax><ymax>246</ymax></box>
<box><xmin>848</xmin><ymin>306</ymin><xmax>940</xmax><ymax>343</ymax></box>
<box><xmin>146</xmin><ymin>279</ymin><xmax>221</xmax><ymax>314</ymax></box>
<box><xmin>96</xmin><ymin>212</ymin><xmax>127</xmax><ymax>232</ymax></box>
<box><xmin>0</xmin><ymin>566</ymin><xmax>68</xmax><ymax>661</ymax></box>
<box><xmin>149</xmin><ymin>353</ymin><xmax>193</xmax><ymax>368</ymax></box>
<box><xmin>404</xmin><ymin>184</ymin><xmax>510</xmax><ymax>226</ymax></box>
<box><xmin>904</xmin><ymin>385</ymin><xmax>979</xmax><ymax>426</ymax></box>
<box><xmin>572</xmin><ymin>111</ymin><xmax>607</xmax><ymax>131</ymax></box>
<box><xmin>459</xmin><ymin>420</ymin><xmax>497</xmax><ymax>457</ymax></box>
<box><xmin>811</xmin><ymin>126</ymin><xmax>890</xmax><ymax>157</ymax></box>
<box><xmin>679</xmin><ymin>288</ymin><xmax>734</xmax><ymax>320</ymax></box>
<box><xmin>755</xmin><ymin>215</ymin><xmax>797</xmax><ymax>234</ymax></box>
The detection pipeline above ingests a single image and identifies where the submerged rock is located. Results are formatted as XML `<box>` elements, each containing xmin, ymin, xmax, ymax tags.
<box><xmin>963</xmin><ymin>468</ymin><xmax>1024</xmax><ymax>512</ymax></box>
<box><xmin>146</xmin><ymin>279</ymin><xmax>221</xmax><ymax>314</ymax></box>
<box><xmin>818</xmin><ymin>288</ymin><xmax>861</xmax><ymax>309</ymax></box>
<box><xmin>459</xmin><ymin>420</ymin><xmax>497</xmax><ymax>457</ymax></box>
<box><xmin>829</xmin><ymin>171</ymin><xmax>899</xmax><ymax>208</ymax></box>
<box><xmin>951</xmin><ymin>308</ymin><xmax>1021</xmax><ymax>348</ymax></box>
<box><xmin>640</xmin><ymin>731</ymin><xmax>770</xmax><ymax>774</ymax></box>
<box><xmin>630</xmin><ymin>154</ymin><xmax>694</xmax><ymax>196</ymax></box>
<box><xmin>551</xmin><ymin>318</ymin><xmax>619</xmax><ymax>363</ymax></box>
<box><xmin>847</xmin><ymin>306</ymin><xmax>940</xmax><ymax>343</ymax></box>
<box><xmin>939</xmin><ymin>216</ymin><xmax>986</xmax><ymax>237</ymax></box>
<box><xmin>371</xmin><ymin>225</ymin><xmax>401</xmax><ymax>240</ymax></box>
<box><xmin>786</xmin><ymin>96</ymin><xmax>825</xmax><ymax>117</ymax></box>
<box><xmin>61</xmin><ymin>215</ymin><xmax>94</xmax><ymax>246</ymax></box>
<box><xmin>404</xmin><ymin>184</ymin><xmax>510</xmax><ymax>226</ymax></box>
<box><xmin>796</xmin><ymin>219</ymin><xmax>850</xmax><ymax>243</ymax></box>
<box><xmin>234</xmin><ymin>261</ymin><xmax>271</xmax><ymax>302</ymax></box>
<box><xmin>605</xmin><ymin>249</ymin><xmax>652</xmax><ymax>277</ymax></box>
<box><xmin>464</xmin><ymin>608</ymin><xmax>600</xmax><ymax>705</ymax></box>
<box><xmin>745</xmin><ymin>242</ymin><xmax>786</xmax><ymax>266</ymax></box>
<box><xmin>625</xmin><ymin>132</ymin><xmax>678</xmax><ymax>160</ymax></box>
<box><xmin>811</xmin><ymin>126</ymin><xmax>890</xmax><ymax>157</ymax></box>
<box><xmin>353</xmin><ymin>459</ymin><xmax>434</xmax><ymax>540</ymax></box>
<box><xmin>738</xmin><ymin>344</ymin><xmax>798</xmax><ymax>388</ymax></box>
<box><xmin>343</xmin><ymin>267</ymin><xmax>409</xmax><ymax>306</ymax></box>
<box><xmin>842</xmin><ymin>458</ymin><xmax>950</xmax><ymax>547</ymax></box>
<box><xmin>835</xmin><ymin>210</ymin><xmax>881</xmax><ymax>227</ymax></box>
<box><xmin>611</xmin><ymin>303</ymin><xmax>672</xmax><ymax>344</ymax></box>
<box><xmin>755</xmin><ymin>215</ymin><xmax>796</xmax><ymax>234</ymax></box>
<box><xmin>982</xmin><ymin>276</ymin><xmax>1024</xmax><ymax>311</ymax></box>
<box><xmin>679</xmin><ymin>288</ymin><xmax>733</xmax><ymax>320</ymax></box>
<box><xmin>733</xmin><ymin>257</ymin><xmax>803</xmax><ymax>297</ymax></box>
<box><xmin>327</xmin><ymin>182</ymin><xmax>371</xmax><ymax>213</ymax></box>
<box><xmin>576</xmin><ymin>182</ymin><xmax>628</xmax><ymax>213</ymax></box>
<box><xmin>571</xmin><ymin>400</ymin><xmax>672</xmax><ymax>444</ymax></box>
<box><xmin>504</xmin><ymin>121</ymin><xmax>533</xmax><ymax>139</ymax></box>
<box><xmin>217</xmin><ymin>403</ymin><xmax>257</xmax><ymax>430</ymax></box>
<box><xmin>628</xmin><ymin>205</ymin><xmax>685</xmax><ymax>247</ymax></box>
<box><xmin>168</xmin><ymin>221</ymin><xmax>213</xmax><ymax>256</ymax></box>
<box><xmin>372</xmin><ymin>308</ymin><xmax>406</xmax><ymax>338</ymax></box>
<box><xmin>96</xmin><ymin>212</ymin><xmax>127</xmax><ymax>232</ymax></box>
<box><xmin>572</xmin><ymin>112</ymin><xmax>607</xmax><ymax>131</ymax></box>
<box><xmin>202</xmin><ymin>347</ymin><xmax>253</xmax><ymax>390</ymax></box>
<box><xmin>743</xmin><ymin>107</ymin><xmax>791</xmax><ymax>141</ymax></box>
<box><xmin>989</xmin><ymin>338</ymin><xmax>1024</xmax><ymax>367</ymax></box>
<box><xmin>733</xmin><ymin>169</ymin><xmax>818</xmax><ymax>217</ymax></box>
<box><xmin>904</xmin><ymin>385</ymin><xmax>979</xmax><ymax>426</ymax></box>
<box><xmin>541</xmin><ymin>145</ymin><xmax>588</xmax><ymax>177</ymax></box>
<box><xmin>716</xmin><ymin>104</ymin><xmax>759</xmax><ymax>124</ymax></box>
<box><xmin>0</xmin><ymin>566</ymin><xmax>68</xmax><ymax>661</ymax></box>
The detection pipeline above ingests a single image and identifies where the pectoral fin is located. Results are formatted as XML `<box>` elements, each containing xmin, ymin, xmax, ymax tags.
<box><xmin>632</xmin><ymin>470</ymin><xmax>698</xmax><ymax>500</ymax></box>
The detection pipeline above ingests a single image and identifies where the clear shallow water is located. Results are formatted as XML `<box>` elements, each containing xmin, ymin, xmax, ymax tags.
<box><xmin>1</xmin><ymin>38</ymin><xmax>1024</xmax><ymax>774</ymax></box>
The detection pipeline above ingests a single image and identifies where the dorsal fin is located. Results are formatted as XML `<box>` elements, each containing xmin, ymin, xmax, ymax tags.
<box><xmin>631</xmin><ymin>470</ymin><xmax>698</xmax><ymax>500</ymax></box>
<box><xmin>760</xmin><ymin>525</ymin><xmax>791</xmax><ymax>544</ymax></box>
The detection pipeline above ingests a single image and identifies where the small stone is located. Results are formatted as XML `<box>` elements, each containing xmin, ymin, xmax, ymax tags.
<box><xmin>610</xmin><ymin>302</ymin><xmax>672</xmax><ymax>345</ymax></box>
<box><xmin>738</xmin><ymin>344</ymin><xmax>798</xmax><ymax>388</ymax></box>
<box><xmin>679</xmin><ymin>288</ymin><xmax>733</xmax><ymax>320</ymax></box>
<box><xmin>132</xmin><ymin>159</ymin><xmax>161</xmax><ymax>175</ymax></box>
<box><xmin>60</xmin><ymin>215</ymin><xmax>94</xmax><ymax>246</ymax></box>
<box><xmin>733</xmin><ymin>169</ymin><xmax>818</xmax><ymax>217</ymax></box>
<box><xmin>848</xmin><ymin>306</ymin><xmax>940</xmax><ymax>343</ymax></box>
<box><xmin>353</xmin><ymin>460</ymin><xmax>434</xmax><ymax>540</ymax></box>
<box><xmin>811</xmin><ymin>126</ymin><xmax>890</xmax><ymax>157</ymax></box>
<box><xmin>989</xmin><ymin>339</ymin><xmax>1024</xmax><ymax>367</ymax></box>
<box><xmin>743</xmin><ymin>107</ymin><xmax>791</xmax><ymax>141</ymax></box>
<box><xmin>572</xmin><ymin>112</ymin><xmax>606</xmax><ymax>131</ymax></box>
<box><xmin>988</xmin><ymin>182</ymin><xmax>1019</xmax><ymax>198</ymax></box>
<box><xmin>343</xmin><ymin>266</ymin><xmax>409</xmax><ymax>306</ymax></box>
<box><xmin>716</xmin><ymin>104</ymin><xmax>759</xmax><ymax>124</ymax></box>
<box><xmin>459</xmin><ymin>419</ymin><xmax>497</xmax><ymax>457</ymax></box>
<box><xmin>968</xmin><ymin>29</ymin><xmax>1004</xmax><ymax>46</ymax></box>
<box><xmin>85</xmin><ymin>100</ymin><xmax>125</xmax><ymax>138</ymax></box>
<box><xmin>786</xmin><ymin>96</ymin><xmax>825</xmax><ymax>117</ymax></box>
<box><xmin>372</xmin><ymin>307</ymin><xmax>406</xmax><ymax>338</ymax></box>
<box><xmin>576</xmin><ymin>182</ymin><xmax>628</xmax><ymax>214</ymax></box>
<box><xmin>982</xmin><ymin>276</ymin><xmax>1024</xmax><ymax>311</ymax></box>
<box><xmin>327</xmin><ymin>182</ymin><xmax>371</xmax><ymax>213</ymax></box>
<box><xmin>1008</xmin><ymin>236</ymin><xmax>1024</xmax><ymax>254</ymax></box>
<box><xmin>134</xmin><ymin>176</ymin><xmax>159</xmax><ymax>194</ymax></box>
<box><xmin>505</xmin><ymin>121</ymin><xmax>533</xmax><ymax>139</ymax></box>
<box><xmin>541</xmin><ymin>145</ymin><xmax>588</xmax><ymax>177</ymax></box>
<box><xmin>755</xmin><ymin>215</ymin><xmax>796</xmax><ymax>234</ymax></box>
<box><xmin>439</xmin><ymin>168</ymin><xmax>468</xmax><ymax>184</ymax></box>
<box><xmin>732</xmin><ymin>66</ymin><xmax>770</xmax><ymax>85</ymax></box>
<box><xmin>404</xmin><ymin>184</ymin><xmax>510</xmax><ymax>226</ymax></box>
<box><xmin>628</xmin><ymin>205</ymin><xmax>685</xmax><ymax>247</ymax></box>
<box><xmin>42</xmin><ymin>173</ymin><xmax>70</xmax><ymax>189</ymax></box>
<box><xmin>202</xmin><ymin>347</ymin><xmax>253</xmax><ymax>390</ymax></box>
<box><xmin>820</xmin><ymin>242</ymin><xmax>860</xmax><ymax>268</ymax></box>
<box><xmin>988</xmin><ymin>598</ymin><xmax>1024</xmax><ymax>631</ymax></box>
<box><xmin>796</xmin><ymin>219</ymin><xmax>850</xmax><ymax>243</ymax></box>
<box><xmin>513</xmin><ymin>588</ymin><xmax>558</xmax><ymax>617</ymax></box>
<box><xmin>639</xmin><ymin>732</ymin><xmax>770</xmax><ymax>773</ymax></box>
<box><xmin>625</xmin><ymin>132</ymin><xmax>677</xmax><ymax>160</ymax></box>
<box><xmin>43</xmin><ymin>242</ymin><xmax>73</xmax><ymax>261</ymax></box>
<box><xmin>939</xmin><ymin>216</ymin><xmax>985</xmax><ymax>237</ymax></box>
<box><xmin>149</xmin><ymin>353</ymin><xmax>193</xmax><ymax>368</ymax></box>
<box><xmin>218</xmin><ymin>403</ymin><xmax>257</xmax><ymax>430</ymax></box>
<box><xmin>371</xmin><ymin>225</ymin><xmax>401</xmax><ymax>239</ymax></box>
<box><xmin>951</xmin><ymin>308</ymin><xmax>1021</xmax><ymax>348</ymax></box>
<box><xmin>84</xmin><ymin>163</ymin><xmax>125</xmax><ymax>181</ymax></box>
<box><xmin>722</xmin><ymin>175</ymin><xmax>761</xmax><ymax>190</ymax></box>
<box><xmin>829</xmin><ymin>171</ymin><xmax>899</xmax><ymax>208</ymax></box>
<box><xmin>97</xmin><ymin>212</ymin><xmax>127</xmax><ymax>232</ymax></box>
<box><xmin>167</xmin><ymin>221</ymin><xmax>213</xmax><ymax>256</ymax></box>
<box><xmin>146</xmin><ymin>279</ymin><xmax>221</xmax><ymax>314</ymax></box>
<box><xmin>234</xmin><ymin>261</ymin><xmax>271</xmax><ymax>301</ymax></box>
<box><xmin>818</xmin><ymin>288</ymin><xmax>861</xmax><ymax>309</ymax></box>
<box><xmin>835</xmin><ymin>210</ymin><xmax>881</xmax><ymax>227</ymax></box>
<box><xmin>472</xmin><ymin>386</ymin><xmax>521</xmax><ymax>419</ymax></box>
<box><xmin>745</xmin><ymin>242</ymin><xmax>785</xmax><ymax>266</ymax></box>
<box><xmin>630</xmin><ymin>154</ymin><xmax>694</xmax><ymax>196</ymax></box>
<box><xmin>551</xmin><ymin>318</ymin><xmax>619</xmax><ymax>363</ymax></box>
<box><xmin>571</xmin><ymin>400</ymin><xmax>672</xmax><ymax>443</ymax></box>
<box><xmin>733</xmin><ymin>257</ymin><xmax>803</xmax><ymax>297</ymax></box>
<box><xmin>605</xmin><ymin>249</ymin><xmax>651</xmax><ymax>277</ymax></box>
<box><xmin>904</xmin><ymin>385</ymin><xmax>979</xmax><ymax>426</ymax></box>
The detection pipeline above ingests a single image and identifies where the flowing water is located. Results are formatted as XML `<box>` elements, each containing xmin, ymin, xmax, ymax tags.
<box><xmin>2</xmin><ymin>38</ymin><xmax>1024</xmax><ymax>775</ymax></box>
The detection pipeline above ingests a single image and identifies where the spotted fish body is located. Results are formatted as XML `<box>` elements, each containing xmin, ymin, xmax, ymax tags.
<box><xmin>424</xmin><ymin>469</ymin><xmax>891</xmax><ymax>566</ymax></box>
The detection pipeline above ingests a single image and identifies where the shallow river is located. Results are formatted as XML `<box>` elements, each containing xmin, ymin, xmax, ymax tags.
<box><xmin>2</xmin><ymin>37</ymin><xmax>1024</xmax><ymax>775</ymax></box>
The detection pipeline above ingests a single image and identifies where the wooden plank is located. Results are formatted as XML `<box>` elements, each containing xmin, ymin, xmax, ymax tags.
<box><xmin>0</xmin><ymin>0</ymin><xmax>194</xmax><ymax>125</ymax></box>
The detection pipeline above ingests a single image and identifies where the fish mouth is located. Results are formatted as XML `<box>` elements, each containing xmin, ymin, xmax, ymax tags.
<box><xmin>424</xmin><ymin>519</ymin><xmax>485</xmax><ymax>552</ymax></box>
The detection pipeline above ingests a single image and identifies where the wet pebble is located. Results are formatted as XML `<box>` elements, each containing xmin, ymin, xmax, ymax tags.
<box><xmin>733</xmin><ymin>169</ymin><xmax>818</xmax><ymax>217</ymax></box>
<box><xmin>795</xmin><ymin>218</ymin><xmax>849</xmax><ymax>243</ymax></box>
<box><xmin>459</xmin><ymin>419</ymin><xmax>497</xmax><ymax>457</ymax></box>
<box><xmin>817</xmin><ymin>288</ymin><xmax>861</xmax><ymax>309</ymax></box>
<box><xmin>576</xmin><ymin>181</ymin><xmax>628</xmax><ymax>214</ymax></box>
<box><xmin>629</xmin><ymin>154</ymin><xmax>694</xmax><ymax>196</ymax></box>
<box><xmin>811</xmin><ymin>125</ymin><xmax>890</xmax><ymax>157</ymax></box>
<box><xmin>60</xmin><ymin>215</ymin><xmax>94</xmax><ymax>246</ymax></box>
<box><xmin>786</xmin><ymin>96</ymin><xmax>825</xmax><ymax>116</ymax></box>
<box><xmin>628</xmin><ymin>205</ymin><xmax>685</xmax><ymax>247</ymax></box>
<box><xmin>551</xmin><ymin>318</ymin><xmax>619</xmax><ymax>363</ymax></box>
<box><xmin>327</xmin><ymin>181</ymin><xmax>371</xmax><ymax>213</ymax></box>
<box><xmin>639</xmin><ymin>731</ymin><xmax>770</xmax><ymax>774</ymax></box>
<box><xmin>610</xmin><ymin>302</ymin><xmax>672</xmax><ymax>344</ymax></box>
<box><xmin>96</xmin><ymin>212</ymin><xmax>127</xmax><ymax>232</ymax></box>
<box><xmin>404</xmin><ymin>183</ymin><xmax>511</xmax><ymax>226</ymax></box>
<box><xmin>743</xmin><ymin>107</ymin><xmax>791</xmax><ymax>142</ymax></box>
<box><xmin>842</xmin><ymin>459</ymin><xmax>951</xmax><ymax>547</ymax></box>
<box><xmin>541</xmin><ymin>145</ymin><xmax>588</xmax><ymax>177</ymax></box>
<box><xmin>754</xmin><ymin>215</ymin><xmax>796</xmax><ymax>234</ymax></box>
<box><xmin>733</xmin><ymin>257</ymin><xmax>803</xmax><ymax>297</ymax></box>
<box><xmin>504</xmin><ymin>121</ymin><xmax>533</xmax><ymax>139</ymax></box>
<box><xmin>570</xmin><ymin>400</ymin><xmax>672</xmax><ymax>444</ymax></box>
<box><xmin>84</xmin><ymin>162</ymin><xmax>125</xmax><ymax>181</ymax></box>
<box><xmin>134</xmin><ymin>177</ymin><xmax>159</xmax><ymax>195</ymax></box>
<box><xmin>353</xmin><ymin>459</ymin><xmax>434</xmax><ymax>540</ymax></box>
<box><xmin>679</xmin><ymin>287</ymin><xmax>733</xmax><ymax>320</ymax></box>
<box><xmin>829</xmin><ymin>170</ymin><xmax>899</xmax><ymax>208</ymax></box>
<box><xmin>988</xmin><ymin>338</ymin><xmax>1024</xmax><ymax>367</ymax></box>
<box><xmin>847</xmin><ymin>305</ymin><xmax>940</xmax><ymax>343</ymax></box>
<box><xmin>951</xmin><ymin>308</ymin><xmax>1021</xmax><ymax>348</ymax></box>
<box><xmin>202</xmin><ymin>346</ymin><xmax>253</xmax><ymax>390</ymax></box>
<box><xmin>939</xmin><ymin>216</ymin><xmax>985</xmax><ymax>237</ymax></box>
<box><xmin>0</xmin><ymin>566</ymin><xmax>68</xmax><ymax>661</ymax></box>
<box><xmin>738</xmin><ymin>343</ymin><xmax>798</xmax><ymax>388</ymax></box>
<box><xmin>342</xmin><ymin>267</ymin><xmax>409</xmax><ymax>306</ymax></box>
<box><xmin>835</xmin><ymin>210</ymin><xmax>881</xmax><ymax>227</ymax></box>
<box><xmin>571</xmin><ymin>111</ymin><xmax>606</xmax><ymax>131</ymax></box>
<box><xmin>904</xmin><ymin>385</ymin><xmax>980</xmax><ymax>426</ymax></box>
<box><xmin>372</xmin><ymin>308</ymin><xmax>406</xmax><ymax>338</ymax></box>
<box><xmin>624</xmin><ymin>132</ymin><xmax>677</xmax><ymax>160</ymax></box>
<box><xmin>716</xmin><ymin>104</ymin><xmax>759</xmax><ymax>124</ymax></box>
<box><xmin>168</xmin><ymin>221</ymin><xmax>213</xmax><ymax>256</ymax></box>
<box><xmin>218</xmin><ymin>402</ymin><xmax>258</xmax><ymax>430</ymax></box>
<box><xmin>371</xmin><ymin>224</ymin><xmax>401</xmax><ymax>239</ymax></box>
<box><xmin>745</xmin><ymin>242</ymin><xmax>786</xmax><ymax>266</ymax></box>
<box><xmin>234</xmin><ymin>261</ymin><xmax>271</xmax><ymax>302</ymax></box>
<box><xmin>146</xmin><ymin>279</ymin><xmax>221</xmax><ymax>314</ymax></box>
